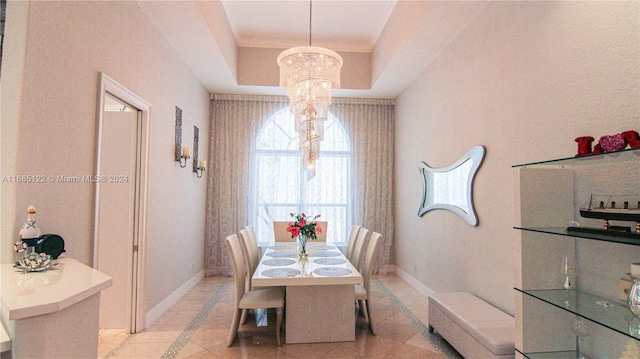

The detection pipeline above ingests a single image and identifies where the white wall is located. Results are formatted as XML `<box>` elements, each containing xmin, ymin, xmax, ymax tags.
<box><xmin>394</xmin><ymin>1</ymin><xmax>639</xmax><ymax>313</ymax></box>
<box><xmin>1</xmin><ymin>1</ymin><xmax>209</xmax><ymax>314</ymax></box>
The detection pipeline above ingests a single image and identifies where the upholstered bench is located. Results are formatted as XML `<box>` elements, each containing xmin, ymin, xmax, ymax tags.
<box><xmin>428</xmin><ymin>292</ymin><xmax>515</xmax><ymax>359</ymax></box>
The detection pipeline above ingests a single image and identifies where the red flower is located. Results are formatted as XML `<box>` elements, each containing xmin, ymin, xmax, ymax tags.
<box><xmin>290</xmin><ymin>227</ymin><xmax>300</xmax><ymax>237</ymax></box>
<box><xmin>315</xmin><ymin>222</ymin><xmax>323</xmax><ymax>233</ymax></box>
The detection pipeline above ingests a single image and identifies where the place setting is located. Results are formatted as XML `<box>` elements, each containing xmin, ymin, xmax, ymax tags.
<box><xmin>265</xmin><ymin>251</ymin><xmax>296</xmax><ymax>257</ymax></box>
<box><xmin>261</xmin><ymin>268</ymin><xmax>301</xmax><ymax>278</ymax></box>
<box><xmin>310</xmin><ymin>251</ymin><xmax>342</xmax><ymax>257</ymax></box>
<box><xmin>313</xmin><ymin>257</ymin><xmax>347</xmax><ymax>265</ymax></box>
<box><xmin>312</xmin><ymin>267</ymin><xmax>352</xmax><ymax>277</ymax></box>
<box><xmin>307</xmin><ymin>244</ymin><xmax>336</xmax><ymax>251</ymax></box>
<box><xmin>267</xmin><ymin>244</ymin><xmax>296</xmax><ymax>250</ymax></box>
<box><xmin>262</xmin><ymin>258</ymin><xmax>296</xmax><ymax>266</ymax></box>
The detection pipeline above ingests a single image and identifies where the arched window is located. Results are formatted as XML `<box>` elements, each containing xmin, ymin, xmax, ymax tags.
<box><xmin>253</xmin><ymin>108</ymin><xmax>351</xmax><ymax>244</ymax></box>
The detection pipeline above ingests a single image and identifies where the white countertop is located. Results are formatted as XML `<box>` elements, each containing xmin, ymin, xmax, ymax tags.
<box><xmin>1</xmin><ymin>256</ymin><xmax>112</xmax><ymax>320</ymax></box>
<box><xmin>252</xmin><ymin>243</ymin><xmax>362</xmax><ymax>287</ymax></box>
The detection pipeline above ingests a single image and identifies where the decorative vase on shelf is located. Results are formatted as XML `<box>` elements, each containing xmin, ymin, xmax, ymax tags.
<box><xmin>628</xmin><ymin>276</ymin><xmax>640</xmax><ymax>317</ymax></box>
<box><xmin>570</xmin><ymin>316</ymin><xmax>591</xmax><ymax>359</ymax></box>
<box><xmin>561</xmin><ymin>254</ymin><xmax>577</xmax><ymax>291</ymax></box>
<box><xmin>19</xmin><ymin>205</ymin><xmax>42</xmax><ymax>255</ymax></box>
<box><xmin>298</xmin><ymin>234</ymin><xmax>309</xmax><ymax>258</ymax></box>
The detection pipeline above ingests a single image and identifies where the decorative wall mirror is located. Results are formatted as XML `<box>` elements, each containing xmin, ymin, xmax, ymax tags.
<box><xmin>418</xmin><ymin>145</ymin><xmax>485</xmax><ymax>226</ymax></box>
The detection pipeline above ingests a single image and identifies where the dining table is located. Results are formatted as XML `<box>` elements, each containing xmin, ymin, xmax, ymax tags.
<box><xmin>252</xmin><ymin>241</ymin><xmax>362</xmax><ymax>344</ymax></box>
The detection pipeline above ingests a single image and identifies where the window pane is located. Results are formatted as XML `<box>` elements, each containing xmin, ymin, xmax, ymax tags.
<box><xmin>304</xmin><ymin>156</ymin><xmax>348</xmax><ymax>204</ymax></box>
<box><xmin>257</xmin><ymin>154</ymin><xmax>300</xmax><ymax>204</ymax></box>
<box><xmin>254</xmin><ymin>108</ymin><xmax>351</xmax><ymax>244</ymax></box>
<box><xmin>302</xmin><ymin>205</ymin><xmax>346</xmax><ymax>245</ymax></box>
<box><xmin>256</xmin><ymin>205</ymin><xmax>299</xmax><ymax>244</ymax></box>
<box><xmin>257</xmin><ymin>112</ymin><xmax>297</xmax><ymax>150</ymax></box>
<box><xmin>322</xmin><ymin>120</ymin><xmax>349</xmax><ymax>151</ymax></box>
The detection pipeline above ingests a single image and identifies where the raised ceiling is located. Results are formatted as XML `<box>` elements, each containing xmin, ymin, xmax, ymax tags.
<box><xmin>221</xmin><ymin>0</ymin><xmax>397</xmax><ymax>53</ymax></box>
<box><xmin>137</xmin><ymin>1</ymin><xmax>489</xmax><ymax>99</ymax></box>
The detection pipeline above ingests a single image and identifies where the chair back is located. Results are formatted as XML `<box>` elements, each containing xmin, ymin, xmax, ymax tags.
<box><xmin>345</xmin><ymin>225</ymin><xmax>361</xmax><ymax>260</ymax></box>
<box><xmin>314</xmin><ymin>221</ymin><xmax>328</xmax><ymax>242</ymax></box>
<box><xmin>225</xmin><ymin>234</ymin><xmax>247</xmax><ymax>305</ymax></box>
<box><xmin>246</xmin><ymin>225</ymin><xmax>257</xmax><ymax>246</ymax></box>
<box><xmin>273</xmin><ymin>221</ymin><xmax>295</xmax><ymax>242</ymax></box>
<box><xmin>362</xmin><ymin>232</ymin><xmax>383</xmax><ymax>293</ymax></box>
<box><xmin>240</xmin><ymin>228</ymin><xmax>260</xmax><ymax>289</ymax></box>
<box><xmin>350</xmin><ymin>228</ymin><xmax>370</xmax><ymax>271</ymax></box>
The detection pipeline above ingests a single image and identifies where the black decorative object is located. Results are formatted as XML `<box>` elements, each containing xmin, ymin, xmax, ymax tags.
<box><xmin>175</xmin><ymin>106</ymin><xmax>183</xmax><ymax>162</ymax></box>
<box><xmin>193</xmin><ymin>126</ymin><xmax>199</xmax><ymax>173</ymax></box>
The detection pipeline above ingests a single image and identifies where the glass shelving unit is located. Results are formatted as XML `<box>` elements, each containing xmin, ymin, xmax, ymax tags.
<box><xmin>512</xmin><ymin>147</ymin><xmax>640</xmax><ymax>168</ymax></box>
<box><xmin>516</xmin><ymin>289</ymin><xmax>639</xmax><ymax>341</ymax></box>
<box><xmin>514</xmin><ymin>147</ymin><xmax>640</xmax><ymax>358</ymax></box>
<box><xmin>513</xmin><ymin>226</ymin><xmax>640</xmax><ymax>246</ymax></box>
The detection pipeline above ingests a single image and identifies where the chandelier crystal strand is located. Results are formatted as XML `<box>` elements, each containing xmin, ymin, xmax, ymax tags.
<box><xmin>301</xmin><ymin>132</ymin><xmax>320</xmax><ymax>180</ymax></box>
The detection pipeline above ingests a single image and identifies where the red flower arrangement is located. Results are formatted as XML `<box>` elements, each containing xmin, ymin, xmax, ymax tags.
<box><xmin>286</xmin><ymin>212</ymin><xmax>322</xmax><ymax>240</ymax></box>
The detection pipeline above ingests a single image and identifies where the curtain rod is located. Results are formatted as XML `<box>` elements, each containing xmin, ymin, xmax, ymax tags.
<box><xmin>210</xmin><ymin>93</ymin><xmax>394</xmax><ymax>106</ymax></box>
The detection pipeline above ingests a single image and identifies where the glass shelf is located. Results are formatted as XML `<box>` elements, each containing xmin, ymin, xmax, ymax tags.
<box><xmin>516</xmin><ymin>288</ymin><xmax>640</xmax><ymax>342</ymax></box>
<box><xmin>515</xmin><ymin>349</ymin><xmax>577</xmax><ymax>359</ymax></box>
<box><xmin>514</xmin><ymin>226</ymin><xmax>640</xmax><ymax>246</ymax></box>
<box><xmin>512</xmin><ymin>147</ymin><xmax>640</xmax><ymax>168</ymax></box>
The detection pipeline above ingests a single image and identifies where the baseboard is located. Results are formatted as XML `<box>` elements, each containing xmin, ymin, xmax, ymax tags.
<box><xmin>145</xmin><ymin>270</ymin><xmax>204</xmax><ymax>328</ymax></box>
<box><xmin>387</xmin><ymin>265</ymin><xmax>434</xmax><ymax>299</ymax></box>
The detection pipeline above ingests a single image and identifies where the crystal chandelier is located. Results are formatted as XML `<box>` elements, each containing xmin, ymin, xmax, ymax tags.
<box><xmin>277</xmin><ymin>1</ymin><xmax>343</xmax><ymax>180</ymax></box>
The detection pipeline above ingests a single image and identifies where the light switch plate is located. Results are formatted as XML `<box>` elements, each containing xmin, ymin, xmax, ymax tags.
<box><xmin>618</xmin><ymin>278</ymin><xmax>632</xmax><ymax>301</ymax></box>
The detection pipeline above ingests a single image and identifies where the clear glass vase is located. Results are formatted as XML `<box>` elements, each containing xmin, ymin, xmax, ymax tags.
<box><xmin>297</xmin><ymin>234</ymin><xmax>309</xmax><ymax>258</ymax></box>
<box><xmin>629</xmin><ymin>277</ymin><xmax>640</xmax><ymax>317</ymax></box>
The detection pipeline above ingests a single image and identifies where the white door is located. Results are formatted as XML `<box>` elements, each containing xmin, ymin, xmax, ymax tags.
<box><xmin>94</xmin><ymin>73</ymin><xmax>150</xmax><ymax>334</ymax></box>
<box><xmin>96</xmin><ymin>93</ymin><xmax>138</xmax><ymax>329</ymax></box>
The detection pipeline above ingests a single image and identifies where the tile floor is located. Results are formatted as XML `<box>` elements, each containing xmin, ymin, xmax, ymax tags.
<box><xmin>99</xmin><ymin>274</ymin><xmax>462</xmax><ymax>359</ymax></box>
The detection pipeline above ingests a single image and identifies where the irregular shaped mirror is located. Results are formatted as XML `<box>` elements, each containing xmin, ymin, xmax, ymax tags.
<box><xmin>418</xmin><ymin>145</ymin><xmax>485</xmax><ymax>226</ymax></box>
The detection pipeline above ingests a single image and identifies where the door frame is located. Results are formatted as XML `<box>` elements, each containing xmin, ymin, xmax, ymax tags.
<box><xmin>93</xmin><ymin>72</ymin><xmax>151</xmax><ymax>333</ymax></box>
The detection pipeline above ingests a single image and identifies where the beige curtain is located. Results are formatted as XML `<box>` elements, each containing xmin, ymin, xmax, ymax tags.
<box><xmin>204</xmin><ymin>94</ymin><xmax>288</xmax><ymax>276</ymax></box>
<box><xmin>331</xmin><ymin>98</ymin><xmax>395</xmax><ymax>275</ymax></box>
<box><xmin>205</xmin><ymin>95</ymin><xmax>394</xmax><ymax>276</ymax></box>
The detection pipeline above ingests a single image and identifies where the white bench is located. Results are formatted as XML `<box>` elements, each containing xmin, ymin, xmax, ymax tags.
<box><xmin>428</xmin><ymin>292</ymin><xmax>515</xmax><ymax>359</ymax></box>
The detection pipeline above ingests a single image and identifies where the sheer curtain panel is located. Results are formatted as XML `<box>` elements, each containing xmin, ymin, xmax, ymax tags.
<box><xmin>205</xmin><ymin>95</ymin><xmax>288</xmax><ymax>276</ymax></box>
<box><xmin>331</xmin><ymin>98</ymin><xmax>394</xmax><ymax>275</ymax></box>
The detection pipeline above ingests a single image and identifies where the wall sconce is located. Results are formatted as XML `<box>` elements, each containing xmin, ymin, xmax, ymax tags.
<box><xmin>178</xmin><ymin>147</ymin><xmax>190</xmax><ymax>168</ymax></box>
<box><xmin>195</xmin><ymin>160</ymin><xmax>207</xmax><ymax>178</ymax></box>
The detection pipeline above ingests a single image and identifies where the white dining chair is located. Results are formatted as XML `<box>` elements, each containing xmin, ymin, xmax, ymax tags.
<box><xmin>349</xmin><ymin>227</ymin><xmax>370</xmax><ymax>272</ymax></box>
<box><xmin>246</xmin><ymin>225</ymin><xmax>257</xmax><ymax>248</ymax></box>
<box><xmin>225</xmin><ymin>234</ymin><xmax>284</xmax><ymax>346</ymax></box>
<box><xmin>355</xmin><ymin>231</ymin><xmax>383</xmax><ymax>335</ymax></box>
<box><xmin>239</xmin><ymin>227</ymin><xmax>263</xmax><ymax>324</ymax></box>
<box><xmin>273</xmin><ymin>221</ymin><xmax>295</xmax><ymax>242</ymax></box>
<box><xmin>345</xmin><ymin>225</ymin><xmax>361</xmax><ymax>261</ymax></box>
<box><xmin>314</xmin><ymin>221</ymin><xmax>328</xmax><ymax>242</ymax></box>
<box><xmin>240</xmin><ymin>228</ymin><xmax>260</xmax><ymax>290</ymax></box>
